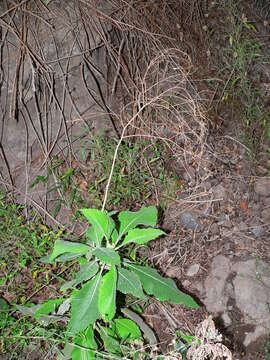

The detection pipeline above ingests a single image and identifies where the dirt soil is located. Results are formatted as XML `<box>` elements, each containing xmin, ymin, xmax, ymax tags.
<box><xmin>144</xmin><ymin>1</ymin><xmax>270</xmax><ymax>359</ymax></box>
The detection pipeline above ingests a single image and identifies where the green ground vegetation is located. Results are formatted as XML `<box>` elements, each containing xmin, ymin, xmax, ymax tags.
<box><xmin>221</xmin><ymin>1</ymin><xmax>270</xmax><ymax>154</ymax></box>
<box><xmin>0</xmin><ymin>193</ymin><xmax>66</xmax><ymax>358</ymax></box>
<box><xmin>30</xmin><ymin>136</ymin><xmax>182</xmax><ymax>218</ymax></box>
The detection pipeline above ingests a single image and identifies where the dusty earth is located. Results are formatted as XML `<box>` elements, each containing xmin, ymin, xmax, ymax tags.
<box><xmin>146</xmin><ymin>1</ymin><xmax>270</xmax><ymax>359</ymax></box>
<box><xmin>1</xmin><ymin>1</ymin><xmax>270</xmax><ymax>359</ymax></box>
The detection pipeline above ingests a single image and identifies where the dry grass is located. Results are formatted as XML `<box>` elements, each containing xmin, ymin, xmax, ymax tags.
<box><xmin>0</xmin><ymin>0</ymin><xmax>208</xmax><ymax>220</ymax></box>
<box><xmin>89</xmin><ymin>0</ymin><xmax>208</xmax><ymax>208</ymax></box>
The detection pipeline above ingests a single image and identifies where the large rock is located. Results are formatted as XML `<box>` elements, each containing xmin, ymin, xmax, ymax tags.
<box><xmin>254</xmin><ymin>177</ymin><xmax>270</xmax><ymax>196</ymax></box>
<box><xmin>198</xmin><ymin>255</ymin><xmax>270</xmax><ymax>347</ymax></box>
<box><xmin>0</xmin><ymin>1</ymin><xmax>114</xmax><ymax>227</ymax></box>
<box><xmin>232</xmin><ymin>260</ymin><xmax>270</xmax><ymax>323</ymax></box>
<box><xmin>203</xmin><ymin>255</ymin><xmax>231</xmax><ymax>313</ymax></box>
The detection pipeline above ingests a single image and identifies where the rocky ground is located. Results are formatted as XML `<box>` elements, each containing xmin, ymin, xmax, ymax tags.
<box><xmin>145</xmin><ymin>1</ymin><xmax>270</xmax><ymax>358</ymax></box>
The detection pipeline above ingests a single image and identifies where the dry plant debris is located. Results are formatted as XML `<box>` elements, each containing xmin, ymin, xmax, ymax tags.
<box><xmin>186</xmin><ymin>316</ymin><xmax>232</xmax><ymax>360</ymax></box>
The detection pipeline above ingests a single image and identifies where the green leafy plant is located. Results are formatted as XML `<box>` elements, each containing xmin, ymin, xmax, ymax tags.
<box><xmin>173</xmin><ymin>329</ymin><xmax>199</xmax><ymax>358</ymax></box>
<box><xmin>18</xmin><ymin>205</ymin><xmax>198</xmax><ymax>359</ymax></box>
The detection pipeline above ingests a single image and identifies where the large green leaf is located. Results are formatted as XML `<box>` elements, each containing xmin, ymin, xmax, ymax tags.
<box><xmin>117</xmin><ymin>268</ymin><xmax>145</xmax><ymax>299</ymax></box>
<box><xmin>93</xmin><ymin>247</ymin><xmax>120</xmax><ymax>266</ymax></box>
<box><xmin>81</xmin><ymin>209</ymin><xmax>109</xmax><ymax>241</ymax></box>
<box><xmin>69</xmin><ymin>273</ymin><xmax>102</xmax><ymax>334</ymax></box>
<box><xmin>111</xmin><ymin>229</ymin><xmax>118</xmax><ymax>244</ymax></box>
<box><xmin>86</xmin><ymin>227</ymin><xmax>103</xmax><ymax>247</ymax></box>
<box><xmin>114</xmin><ymin>318</ymin><xmax>141</xmax><ymax>340</ymax></box>
<box><xmin>125</xmin><ymin>263</ymin><xmax>199</xmax><ymax>308</ymax></box>
<box><xmin>108</xmin><ymin>216</ymin><xmax>116</xmax><ymax>240</ymax></box>
<box><xmin>34</xmin><ymin>298</ymin><xmax>64</xmax><ymax>319</ymax></box>
<box><xmin>98</xmin><ymin>326</ymin><xmax>121</xmax><ymax>355</ymax></box>
<box><xmin>16</xmin><ymin>304</ymin><xmax>42</xmax><ymax>317</ymax></box>
<box><xmin>98</xmin><ymin>266</ymin><xmax>117</xmax><ymax>320</ymax></box>
<box><xmin>71</xmin><ymin>326</ymin><xmax>97</xmax><ymax>360</ymax></box>
<box><xmin>86</xmin><ymin>216</ymin><xmax>115</xmax><ymax>247</ymax></box>
<box><xmin>55</xmin><ymin>253</ymin><xmax>84</xmax><ymax>263</ymax></box>
<box><xmin>49</xmin><ymin>240</ymin><xmax>90</xmax><ymax>262</ymax></box>
<box><xmin>118</xmin><ymin>206</ymin><xmax>158</xmax><ymax>239</ymax></box>
<box><xmin>60</xmin><ymin>261</ymin><xmax>99</xmax><ymax>291</ymax></box>
<box><xmin>121</xmin><ymin>228</ymin><xmax>165</xmax><ymax>247</ymax></box>
<box><xmin>121</xmin><ymin>308</ymin><xmax>157</xmax><ymax>345</ymax></box>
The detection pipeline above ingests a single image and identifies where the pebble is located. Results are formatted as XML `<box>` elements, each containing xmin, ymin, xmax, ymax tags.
<box><xmin>257</xmin><ymin>166</ymin><xmax>268</xmax><ymax>175</ymax></box>
<box><xmin>222</xmin><ymin>312</ymin><xmax>232</xmax><ymax>327</ymax></box>
<box><xmin>210</xmin><ymin>222</ymin><xmax>220</xmax><ymax>235</ymax></box>
<box><xmin>182</xmin><ymin>280</ymin><xmax>191</xmax><ymax>288</ymax></box>
<box><xmin>261</xmin><ymin>208</ymin><xmax>270</xmax><ymax>223</ymax></box>
<box><xmin>238</xmin><ymin>221</ymin><xmax>248</xmax><ymax>231</ymax></box>
<box><xmin>223</xmin><ymin>219</ymin><xmax>233</xmax><ymax>228</ymax></box>
<box><xmin>213</xmin><ymin>184</ymin><xmax>227</xmax><ymax>200</ymax></box>
<box><xmin>251</xmin><ymin>225</ymin><xmax>265</xmax><ymax>238</ymax></box>
<box><xmin>183</xmin><ymin>166</ymin><xmax>195</xmax><ymax>184</ymax></box>
<box><xmin>218</xmin><ymin>213</ymin><xmax>229</xmax><ymax>222</ymax></box>
<box><xmin>186</xmin><ymin>263</ymin><xmax>200</xmax><ymax>277</ymax></box>
<box><xmin>165</xmin><ymin>266</ymin><xmax>180</xmax><ymax>278</ymax></box>
<box><xmin>203</xmin><ymin>181</ymin><xmax>211</xmax><ymax>191</ymax></box>
<box><xmin>254</xmin><ymin>178</ymin><xmax>270</xmax><ymax>197</ymax></box>
<box><xmin>180</xmin><ymin>212</ymin><xmax>201</xmax><ymax>230</ymax></box>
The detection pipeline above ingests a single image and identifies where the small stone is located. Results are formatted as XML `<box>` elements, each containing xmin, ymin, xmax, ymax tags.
<box><xmin>251</xmin><ymin>202</ymin><xmax>261</xmax><ymax>212</ymax></box>
<box><xmin>203</xmin><ymin>181</ymin><xmax>211</xmax><ymax>190</ymax></box>
<box><xmin>221</xmin><ymin>312</ymin><xmax>232</xmax><ymax>327</ymax></box>
<box><xmin>254</xmin><ymin>178</ymin><xmax>270</xmax><ymax>197</ymax></box>
<box><xmin>213</xmin><ymin>184</ymin><xmax>227</xmax><ymax>200</ymax></box>
<box><xmin>186</xmin><ymin>264</ymin><xmax>200</xmax><ymax>277</ymax></box>
<box><xmin>166</xmin><ymin>266</ymin><xmax>180</xmax><ymax>278</ymax></box>
<box><xmin>183</xmin><ymin>166</ymin><xmax>195</xmax><ymax>184</ymax></box>
<box><xmin>225</xmin><ymin>283</ymin><xmax>234</xmax><ymax>297</ymax></box>
<box><xmin>262</xmin><ymin>208</ymin><xmax>270</xmax><ymax>223</ymax></box>
<box><xmin>223</xmin><ymin>219</ymin><xmax>233</xmax><ymax>228</ymax></box>
<box><xmin>257</xmin><ymin>166</ymin><xmax>268</xmax><ymax>175</ymax></box>
<box><xmin>180</xmin><ymin>212</ymin><xmax>200</xmax><ymax>230</ymax></box>
<box><xmin>224</xmin><ymin>242</ymin><xmax>232</xmax><ymax>251</ymax></box>
<box><xmin>182</xmin><ymin>280</ymin><xmax>191</xmax><ymax>288</ymax></box>
<box><xmin>251</xmin><ymin>225</ymin><xmax>265</xmax><ymax>238</ymax></box>
<box><xmin>238</xmin><ymin>221</ymin><xmax>248</xmax><ymax>231</ymax></box>
<box><xmin>210</xmin><ymin>223</ymin><xmax>220</xmax><ymax>235</ymax></box>
<box><xmin>218</xmin><ymin>213</ymin><xmax>228</xmax><ymax>223</ymax></box>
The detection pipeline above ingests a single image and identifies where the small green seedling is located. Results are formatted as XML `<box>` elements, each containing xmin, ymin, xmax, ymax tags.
<box><xmin>174</xmin><ymin>329</ymin><xmax>200</xmax><ymax>358</ymax></box>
